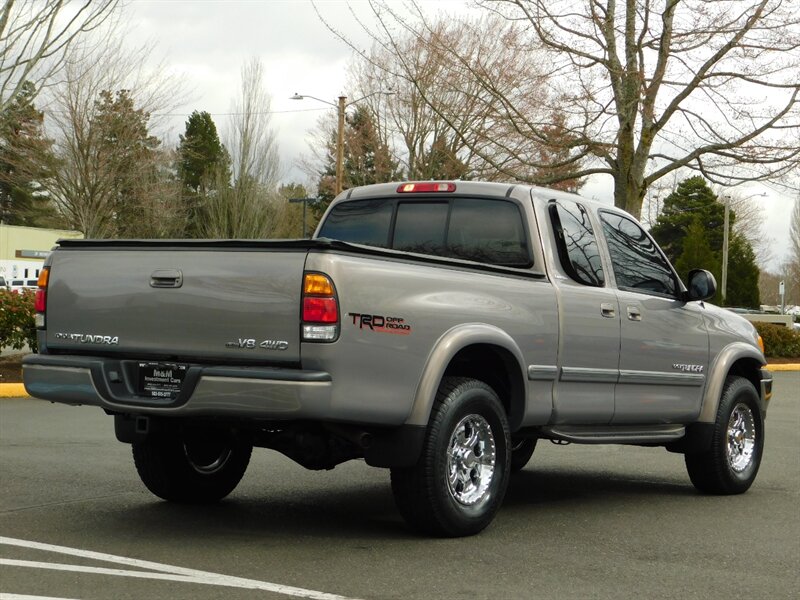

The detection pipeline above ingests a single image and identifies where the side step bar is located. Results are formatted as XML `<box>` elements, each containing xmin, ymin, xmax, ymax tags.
<box><xmin>540</xmin><ymin>424</ymin><xmax>686</xmax><ymax>445</ymax></box>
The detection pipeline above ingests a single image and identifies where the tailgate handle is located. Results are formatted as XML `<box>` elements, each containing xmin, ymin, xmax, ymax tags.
<box><xmin>150</xmin><ymin>269</ymin><xmax>183</xmax><ymax>288</ymax></box>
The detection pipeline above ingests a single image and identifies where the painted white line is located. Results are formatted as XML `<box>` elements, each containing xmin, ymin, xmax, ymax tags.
<box><xmin>0</xmin><ymin>537</ymin><xmax>359</xmax><ymax>600</ymax></box>
<box><xmin>0</xmin><ymin>595</ymin><xmax>79</xmax><ymax>600</ymax></box>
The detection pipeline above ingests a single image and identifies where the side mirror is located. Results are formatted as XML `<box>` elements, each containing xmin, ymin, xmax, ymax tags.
<box><xmin>686</xmin><ymin>269</ymin><xmax>717</xmax><ymax>301</ymax></box>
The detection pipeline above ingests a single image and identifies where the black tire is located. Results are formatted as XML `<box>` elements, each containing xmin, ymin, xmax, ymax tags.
<box><xmin>390</xmin><ymin>377</ymin><xmax>510</xmax><ymax>537</ymax></box>
<box><xmin>510</xmin><ymin>438</ymin><xmax>537</xmax><ymax>473</ymax></box>
<box><xmin>685</xmin><ymin>376</ymin><xmax>764</xmax><ymax>495</ymax></box>
<box><xmin>132</xmin><ymin>427</ymin><xmax>252</xmax><ymax>503</ymax></box>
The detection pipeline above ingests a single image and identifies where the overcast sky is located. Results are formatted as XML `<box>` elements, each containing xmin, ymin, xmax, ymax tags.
<box><xmin>123</xmin><ymin>0</ymin><xmax>795</xmax><ymax>272</ymax></box>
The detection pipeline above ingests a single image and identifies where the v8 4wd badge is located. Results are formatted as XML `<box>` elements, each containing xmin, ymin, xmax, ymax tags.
<box><xmin>225</xmin><ymin>338</ymin><xmax>289</xmax><ymax>350</ymax></box>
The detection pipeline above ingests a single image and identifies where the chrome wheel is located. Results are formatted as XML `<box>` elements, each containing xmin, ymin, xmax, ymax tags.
<box><xmin>447</xmin><ymin>414</ymin><xmax>497</xmax><ymax>505</ymax></box>
<box><xmin>726</xmin><ymin>402</ymin><xmax>756</xmax><ymax>473</ymax></box>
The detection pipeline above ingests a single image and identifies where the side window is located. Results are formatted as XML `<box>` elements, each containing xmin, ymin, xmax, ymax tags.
<box><xmin>317</xmin><ymin>199</ymin><xmax>394</xmax><ymax>248</ymax></box>
<box><xmin>445</xmin><ymin>199</ymin><xmax>530</xmax><ymax>267</ymax></box>
<box><xmin>599</xmin><ymin>211</ymin><xmax>679</xmax><ymax>297</ymax></box>
<box><xmin>549</xmin><ymin>201</ymin><xmax>605</xmax><ymax>286</ymax></box>
<box><xmin>393</xmin><ymin>202</ymin><xmax>448</xmax><ymax>255</ymax></box>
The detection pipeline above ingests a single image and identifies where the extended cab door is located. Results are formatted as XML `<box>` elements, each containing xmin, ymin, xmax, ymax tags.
<box><xmin>597</xmin><ymin>211</ymin><xmax>709</xmax><ymax>423</ymax></box>
<box><xmin>546</xmin><ymin>199</ymin><xmax>620</xmax><ymax>424</ymax></box>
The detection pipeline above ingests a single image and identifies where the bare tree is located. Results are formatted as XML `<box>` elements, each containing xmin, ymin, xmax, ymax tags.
<box><xmin>0</xmin><ymin>0</ymin><xmax>120</xmax><ymax>111</ymax></box>
<box><xmin>321</xmin><ymin>0</ymin><xmax>800</xmax><ymax>218</ymax></box>
<box><xmin>201</xmin><ymin>58</ymin><xmax>282</xmax><ymax>239</ymax></box>
<box><xmin>788</xmin><ymin>195</ymin><xmax>800</xmax><ymax>304</ymax></box>
<box><xmin>335</xmin><ymin>11</ymin><xmax>584</xmax><ymax>186</ymax></box>
<box><xmin>42</xmin><ymin>36</ymin><xmax>185</xmax><ymax>237</ymax></box>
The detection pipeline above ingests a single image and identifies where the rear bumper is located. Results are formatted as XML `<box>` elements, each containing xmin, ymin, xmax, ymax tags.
<box><xmin>23</xmin><ymin>354</ymin><xmax>334</xmax><ymax>420</ymax></box>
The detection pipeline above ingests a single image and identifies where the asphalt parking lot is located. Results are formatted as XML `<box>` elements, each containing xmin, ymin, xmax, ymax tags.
<box><xmin>1</xmin><ymin>372</ymin><xmax>798</xmax><ymax>600</ymax></box>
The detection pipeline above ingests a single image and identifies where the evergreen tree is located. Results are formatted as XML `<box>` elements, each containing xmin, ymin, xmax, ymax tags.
<box><xmin>92</xmin><ymin>89</ymin><xmax>168</xmax><ymax>237</ymax></box>
<box><xmin>0</xmin><ymin>81</ymin><xmax>57</xmax><ymax>226</ymax></box>
<box><xmin>316</xmin><ymin>106</ymin><xmax>399</xmax><ymax>217</ymax></box>
<box><xmin>674</xmin><ymin>218</ymin><xmax>721</xmax><ymax>303</ymax></box>
<box><xmin>177</xmin><ymin>111</ymin><xmax>230</xmax><ymax>236</ymax></box>
<box><xmin>650</xmin><ymin>176</ymin><xmax>726</xmax><ymax>263</ymax></box>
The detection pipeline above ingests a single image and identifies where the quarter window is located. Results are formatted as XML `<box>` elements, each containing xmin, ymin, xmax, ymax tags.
<box><xmin>600</xmin><ymin>211</ymin><xmax>679</xmax><ymax>297</ymax></box>
<box><xmin>549</xmin><ymin>201</ymin><xmax>605</xmax><ymax>286</ymax></box>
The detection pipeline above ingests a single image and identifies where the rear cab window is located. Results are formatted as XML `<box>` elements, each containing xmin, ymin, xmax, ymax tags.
<box><xmin>319</xmin><ymin>196</ymin><xmax>532</xmax><ymax>268</ymax></box>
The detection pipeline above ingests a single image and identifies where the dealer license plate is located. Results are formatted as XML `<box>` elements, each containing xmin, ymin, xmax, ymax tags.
<box><xmin>137</xmin><ymin>362</ymin><xmax>188</xmax><ymax>399</ymax></box>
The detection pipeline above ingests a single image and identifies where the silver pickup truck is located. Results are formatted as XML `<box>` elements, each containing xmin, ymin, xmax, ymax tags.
<box><xmin>23</xmin><ymin>181</ymin><xmax>773</xmax><ymax>537</ymax></box>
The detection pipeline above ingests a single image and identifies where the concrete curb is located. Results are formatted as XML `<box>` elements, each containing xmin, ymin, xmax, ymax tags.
<box><xmin>0</xmin><ymin>383</ymin><xmax>27</xmax><ymax>398</ymax></box>
<box><xmin>1</xmin><ymin>363</ymin><xmax>798</xmax><ymax>398</ymax></box>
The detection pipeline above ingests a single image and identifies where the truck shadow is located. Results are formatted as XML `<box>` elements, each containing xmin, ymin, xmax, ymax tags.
<box><xmin>96</xmin><ymin>466</ymin><xmax>696</xmax><ymax>542</ymax></box>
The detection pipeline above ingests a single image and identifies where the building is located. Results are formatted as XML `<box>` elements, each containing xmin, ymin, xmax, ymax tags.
<box><xmin>0</xmin><ymin>224</ymin><xmax>83</xmax><ymax>288</ymax></box>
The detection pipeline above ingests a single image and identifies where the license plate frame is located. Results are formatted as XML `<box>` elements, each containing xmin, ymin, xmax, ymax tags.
<box><xmin>137</xmin><ymin>362</ymin><xmax>188</xmax><ymax>400</ymax></box>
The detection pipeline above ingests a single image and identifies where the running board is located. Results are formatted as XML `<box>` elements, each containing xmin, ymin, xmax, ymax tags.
<box><xmin>541</xmin><ymin>424</ymin><xmax>686</xmax><ymax>445</ymax></box>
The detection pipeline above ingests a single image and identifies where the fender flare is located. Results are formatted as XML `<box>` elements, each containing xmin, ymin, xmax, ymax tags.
<box><xmin>698</xmin><ymin>342</ymin><xmax>766</xmax><ymax>423</ymax></box>
<box><xmin>404</xmin><ymin>323</ymin><xmax>527</xmax><ymax>428</ymax></box>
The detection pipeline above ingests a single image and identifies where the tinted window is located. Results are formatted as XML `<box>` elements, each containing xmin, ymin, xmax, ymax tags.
<box><xmin>318</xmin><ymin>199</ymin><xmax>393</xmax><ymax>247</ymax></box>
<box><xmin>446</xmin><ymin>199</ymin><xmax>530</xmax><ymax>267</ymax></box>
<box><xmin>393</xmin><ymin>202</ymin><xmax>448</xmax><ymax>255</ymax></box>
<box><xmin>320</xmin><ymin>196</ymin><xmax>530</xmax><ymax>267</ymax></box>
<box><xmin>600</xmin><ymin>211</ymin><xmax>678</xmax><ymax>296</ymax></box>
<box><xmin>550</xmin><ymin>201</ymin><xmax>604</xmax><ymax>286</ymax></box>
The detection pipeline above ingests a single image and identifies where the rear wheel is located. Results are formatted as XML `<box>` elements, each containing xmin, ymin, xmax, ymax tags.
<box><xmin>685</xmin><ymin>376</ymin><xmax>764</xmax><ymax>495</ymax></box>
<box><xmin>132</xmin><ymin>427</ymin><xmax>252</xmax><ymax>503</ymax></box>
<box><xmin>390</xmin><ymin>377</ymin><xmax>510</xmax><ymax>537</ymax></box>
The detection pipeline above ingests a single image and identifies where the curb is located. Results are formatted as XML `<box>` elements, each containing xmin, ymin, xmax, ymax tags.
<box><xmin>2</xmin><ymin>364</ymin><xmax>799</xmax><ymax>398</ymax></box>
<box><xmin>0</xmin><ymin>383</ymin><xmax>27</xmax><ymax>398</ymax></box>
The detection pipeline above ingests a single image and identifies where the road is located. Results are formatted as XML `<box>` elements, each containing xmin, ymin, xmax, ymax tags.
<box><xmin>1</xmin><ymin>373</ymin><xmax>798</xmax><ymax>599</ymax></box>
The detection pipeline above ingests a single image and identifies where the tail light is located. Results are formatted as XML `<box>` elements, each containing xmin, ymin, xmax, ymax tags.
<box><xmin>34</xmin><ymin>267</ymin><xmax>49</xmax><ymax>328</ymax></box>
<box><xmin>302</xmin><ymin>272</ymin><xmax>339</xmax><ymax>341</ymax></box>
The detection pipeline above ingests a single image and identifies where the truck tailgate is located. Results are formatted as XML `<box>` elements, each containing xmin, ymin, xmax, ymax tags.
<box><xmin>44</xmin><ymin>245</ymin><xmax>307</xmax><ymax>364</ymax></box>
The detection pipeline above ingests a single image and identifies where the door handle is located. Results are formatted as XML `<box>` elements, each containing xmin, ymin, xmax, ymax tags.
<box><xmin>601</xmin><ymin>303</ymin><xmax>616</xmax><ymax>318</ymax></box>
<box><xmin>627</xmin><ymin>306</ymin><xmax>642</xmax><ymax>321</ymax></box>
<box><xmin>150</xmin><ymin>269</ymin><xmax>183</xmax><ymax>288</ymax></box>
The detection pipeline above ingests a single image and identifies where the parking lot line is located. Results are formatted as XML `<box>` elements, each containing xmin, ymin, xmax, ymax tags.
<box><xmin>0</xmin><ymin>537</ymin><xmax>359</xmax><ymax>600</ymax></box>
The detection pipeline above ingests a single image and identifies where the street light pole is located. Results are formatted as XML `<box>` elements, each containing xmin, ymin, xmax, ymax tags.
<box><xmin>336</xmin><ymin>95</ymin><xmax>346</xmax><ymax>195</ymax></box>
<box><xmin>722</xmin><ymin>191</ymin><xmax>767</xmax><ymax>304</ymax></box>
<box><xmin>722</xmin><ymin>198</ymin><xmax>730</xmax><ymax>304</ymax></box>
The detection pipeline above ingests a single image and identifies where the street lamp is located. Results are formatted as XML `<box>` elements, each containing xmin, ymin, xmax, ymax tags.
<box><xmin>290</xmin><ymin>90</ymin><xmax>394</xmax><ymax>196</ymax></box>
<box><xmin>288</xmin><ymin>196</ymin><xmax>317</xmax><ymax>239</ymax></box>
<box><xmin>721</xmin><ymin>191</ymin><xmax>767</xmax><ymax>304</ymax></box>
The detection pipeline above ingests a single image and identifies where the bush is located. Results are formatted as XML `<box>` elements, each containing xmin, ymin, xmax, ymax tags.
<box><xmin>754</xmin><ymin>322</ymin><xmax>800</xmax><ymax>359</ymax></box>
<box><xmin>0</xmin><ymin>290</ymin><xmax>37</xmax><ymax>352</ymax></box>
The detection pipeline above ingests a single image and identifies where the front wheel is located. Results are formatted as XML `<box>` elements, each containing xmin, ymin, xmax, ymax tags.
<box><xmin>132</xmin><ymin>427</ymin><xmax>252</xmax><ymax>503</ymax></box>
<box><xmin>390</xmin><ymin>377</ymin><xmax>511</xmax><ymax>537</ymax></box>
<box><xmin>685</xmin><ymin>376</ymin><xmax>764</xmax><ymax>495</ymax></box>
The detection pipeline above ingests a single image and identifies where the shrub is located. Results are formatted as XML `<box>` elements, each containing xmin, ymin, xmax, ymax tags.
<box><xmin>0</xmin><ymin>290</ymin><xmax>37</xmax><ymax>352</ymax></box>
<box><xmin>754</xmin><ymin>321</ymin><xmax>800</xmax><ymax>359</ymax></box>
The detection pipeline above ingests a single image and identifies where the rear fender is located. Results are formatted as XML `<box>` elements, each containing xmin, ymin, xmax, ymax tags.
<box><xmin>405</xmin><ymin>324</ymin><xmax>527</xmax><ymax>428</ymax></box>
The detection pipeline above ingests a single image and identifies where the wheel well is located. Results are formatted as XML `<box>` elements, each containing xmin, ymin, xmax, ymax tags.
<box><xmin>443</xmin><ymin>344</ymin><xmax>525</xmax><ymax>430</ymax></box>
<box><xmin>728</xmin><ymin>357</ymin><xmax>763</xmax><ymax>396</ymax></box>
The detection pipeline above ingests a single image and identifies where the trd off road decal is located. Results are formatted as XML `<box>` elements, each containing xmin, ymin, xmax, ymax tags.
<box><xmin>348</xmin><ymin>313</ymin><xmax>411</xmax><ymax>335</ymax></box>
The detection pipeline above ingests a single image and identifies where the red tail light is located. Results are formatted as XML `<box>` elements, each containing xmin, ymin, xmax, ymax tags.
<box><xmin>34</xmin><ymin>267</ymin><xmax>49</xmax><ymax>327</ymax></box>
<box><xmin>302</xmin><ymin>273</ymin><xmax>339</xmax><ymax>341</ymax></box>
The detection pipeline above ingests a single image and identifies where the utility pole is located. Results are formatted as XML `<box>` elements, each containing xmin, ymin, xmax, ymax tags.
<box><xmin>336</xmin><ymin>96</ymin><xmax>346</xmax><ymax>195</ymax></box>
